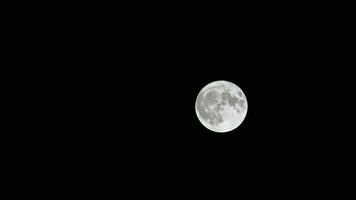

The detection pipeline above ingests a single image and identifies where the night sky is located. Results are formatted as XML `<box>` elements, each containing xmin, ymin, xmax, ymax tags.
<box><xmin>41</xmin><ymin>3</ymin><xmax>350</xmax><ymax>190</ymax></box>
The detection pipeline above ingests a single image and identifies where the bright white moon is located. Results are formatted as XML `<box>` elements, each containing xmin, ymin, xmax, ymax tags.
<box><xmin>195</xmin><ymin>80</ymin><xmax>248</xmax><ymax>133</ymax></box>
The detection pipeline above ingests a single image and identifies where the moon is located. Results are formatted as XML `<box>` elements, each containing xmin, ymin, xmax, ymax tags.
<box><xmin>195</xmin><ymin>80</ymin><xmax>248</xmax><ymax>133</ymax></box>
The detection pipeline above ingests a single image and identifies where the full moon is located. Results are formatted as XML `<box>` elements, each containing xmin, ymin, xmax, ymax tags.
<box><xmin>195</xmin><ymin>80</ymin><xmax>248</xmax><ymax>133</ymax></box>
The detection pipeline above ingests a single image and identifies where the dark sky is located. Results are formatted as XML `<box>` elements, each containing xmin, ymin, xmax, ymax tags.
<box><xmin>45</xmin><ymin>4</ymin><xmax>352</xmax><ymax>185</ymax></box>
<box><xmin>18</xmin><ymin>4</ymin><xmax>354</xmax><ymax>195</ymax></box>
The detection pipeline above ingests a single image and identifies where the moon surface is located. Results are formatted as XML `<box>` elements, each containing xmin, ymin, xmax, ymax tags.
<box><xmin>195</xmin><ymin>80</ymin><xmax>248</xmax><ymax>133</ymax></box>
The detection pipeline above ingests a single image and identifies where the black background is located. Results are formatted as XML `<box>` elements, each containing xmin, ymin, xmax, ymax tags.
<box><xmin>47</xmin><ymin>6</ymin><xmax>343</xmax><ymax>160</ymax></box>
<box><xmin>18</xmin><ymin>2</ymin><xmax>353</xmax><ymax>194</ymax></box>
<box><xmin>64</xmin><ymin>8</ymin><xmax>330</xmax><ymax>147</ymax></box>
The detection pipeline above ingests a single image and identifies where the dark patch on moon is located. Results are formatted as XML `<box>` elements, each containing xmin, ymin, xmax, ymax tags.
<box><xmin>221</xmin><ymin>91</ymin><xmax>240</xmax><ymax>107</ymax></box>
<box><xmin>238</xmin><ymin>98</ymin><xmax>245</xmax><ymax>108</ymax></box>
<box><xmin>204</xmin><ymin>90</ymin><xmax>218</xmax><ymax>105</ymax></box>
